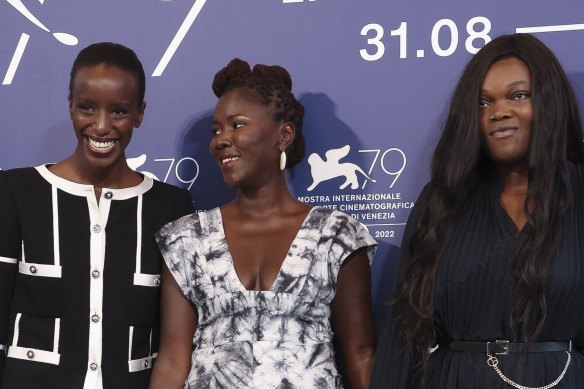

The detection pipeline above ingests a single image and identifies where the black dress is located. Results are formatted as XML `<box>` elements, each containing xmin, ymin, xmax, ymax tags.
<box><xmin>0</xmin><ymin>166</ymin><xmax>194</xmax><ymax>389</ymax></box>
<box><xmin>371</xmin><ymin>163</ymin><xmax>584</xmax><ymax>388</ymax></box>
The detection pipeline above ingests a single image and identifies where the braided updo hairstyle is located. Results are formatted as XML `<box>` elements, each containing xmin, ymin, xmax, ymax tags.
<box><xmin>212</xmin><ymin>58</ymin><xmax>305</xmax><ymax>169</ymax></box>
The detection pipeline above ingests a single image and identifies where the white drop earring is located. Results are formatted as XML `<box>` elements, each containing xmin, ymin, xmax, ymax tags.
<box><xmin>279</xmin><ymin>151</ymin><xmax>287</xmax><ymax>171</ymax></box>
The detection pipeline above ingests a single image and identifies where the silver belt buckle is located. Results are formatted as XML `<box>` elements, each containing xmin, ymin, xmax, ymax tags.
<box><xmin>494</xmin><ymin>340</ymin><xmax>510</xmax><ymax>355</ymax></box>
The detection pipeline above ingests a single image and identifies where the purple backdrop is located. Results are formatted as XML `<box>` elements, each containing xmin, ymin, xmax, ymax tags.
<box><xmin>1</xmin><ymin>0</ymin><xmax>583</xmax><ymax>318</ymax></box>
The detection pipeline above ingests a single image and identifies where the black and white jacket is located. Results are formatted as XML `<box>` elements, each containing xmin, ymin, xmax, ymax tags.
<box><xmin>0</xmin><ymin>166</ymin><xmax>193</xmax><ymax>389</ymax></box>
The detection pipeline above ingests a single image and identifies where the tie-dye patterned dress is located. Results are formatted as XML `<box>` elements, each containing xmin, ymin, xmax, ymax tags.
<box><xmin>156</xmin><ymin>207</ymin><xmax>377</xmax><ymax>389</ymax></box>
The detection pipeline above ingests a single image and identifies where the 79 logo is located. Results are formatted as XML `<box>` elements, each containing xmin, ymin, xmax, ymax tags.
<box><xmin>127</xmin><ymin>154</ymin><xmax>199</xmax><ymax>190</ymax></box>
<box><xmin>305</xmin><ymin>145</ymin><xmax>407</xmax><ymax>191</ymax></box>
<box><xmin>359</xmin><ymin>147</ymin><xmax>406</xmax><ymax>189</ymax></box>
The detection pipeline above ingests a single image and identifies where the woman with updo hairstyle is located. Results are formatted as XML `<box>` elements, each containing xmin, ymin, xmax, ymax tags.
<box><xmin>371</xmin><ymin>34</ymin><xmax>584</xmax><ymax>388</ymax></box>
<box><xmin>150</xmin><ymin>59</ymin><xmax>377</xmax><ymax>388</ymax></box>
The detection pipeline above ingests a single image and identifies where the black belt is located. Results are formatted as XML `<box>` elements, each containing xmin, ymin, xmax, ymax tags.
<box><xmin>444</xmin><ymin>340</ymin><xmax>572</xmax><ymax>355</ymax></box>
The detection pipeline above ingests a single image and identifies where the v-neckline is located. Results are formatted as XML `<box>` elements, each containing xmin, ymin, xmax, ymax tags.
<box><xmin>215</xmin><ymin>207</ymin><xmax>316</xmax><ymax>292</ymax></box>
<box><xmin>491</xmin><ymin>178</ymin><xmax>528</xmax><ymax>238</ymax></box>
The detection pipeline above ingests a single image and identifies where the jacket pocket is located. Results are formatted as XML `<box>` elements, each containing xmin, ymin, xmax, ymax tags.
<box><xmin>128</xmin><ymin>325</ymin><xmax>157</xmax><ymax>373</ymax></box>
<box><xmin>14</xmin><ymin>262</ymin><xmax>62</xmax><ymax>316</ymax></box>
<box><xmin>130</xmin><ymin>273</ymin><xmax>161</xmax><ymax>326</ymax></box>
<box><xmin>7</xmin><ymin>312</ymin><xmax>61</xmax><ymax>365</ymax></box>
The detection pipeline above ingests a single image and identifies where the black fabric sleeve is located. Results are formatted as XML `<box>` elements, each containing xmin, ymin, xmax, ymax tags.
<box><xmin>573</xmin><ymin>163</ymin><xmax>584</xmax><ymax>354</ymax></box>
<box><xmin>0</xmin><ymin>171</ymin><xmax>21</xmax><ymax>380</ymax></box>
<box><xmin>369</xmin><ymin>185</ymin><xmax>430</xmax><ymax>389</ymax></box>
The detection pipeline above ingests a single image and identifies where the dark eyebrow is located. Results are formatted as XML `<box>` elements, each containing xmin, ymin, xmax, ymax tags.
<box><xmin>482</xmin><ymin>80</ymin><xmax>530</xmax><ymax>95</ymax></box>
<box><xmin>505</xmin><ymin>80</ymin><xmax>530</xmax><ymax>89</ymax></box>
<box><xmin>211</xmin><ymin>114</ymin><xmax>250</xmax><ymax>126</ymax></box>
<box><xmin>228</xmin><ymin>114</ymin><xmax>250</xmax><ymax>120</ymax></box>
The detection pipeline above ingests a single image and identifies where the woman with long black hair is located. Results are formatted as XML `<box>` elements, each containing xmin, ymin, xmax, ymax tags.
<box><xmin>371</xmin><ymin>34</ymin><xmax>584</xmax><ymax>388</ymax></box>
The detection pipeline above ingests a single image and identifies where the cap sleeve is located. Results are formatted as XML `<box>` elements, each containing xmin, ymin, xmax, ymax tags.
<box><xmin>324</xmin><ymin>210</ymin><xmax>378</xmax><ymax>286</ymax></box>
<box><xmin>155</xmin><ymin>214</ymin><xmax>198</xmax><ymax>300</ymax></box>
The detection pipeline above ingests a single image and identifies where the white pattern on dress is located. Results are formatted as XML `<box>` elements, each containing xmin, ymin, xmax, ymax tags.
<box><xmin>156</xmin><ymin>207</ymin><xmax>377</xmax><ymax>389</ymax></box>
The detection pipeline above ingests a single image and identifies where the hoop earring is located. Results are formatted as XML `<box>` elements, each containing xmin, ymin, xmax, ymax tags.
<box><xmin>279</xmin><ymin>151</ymin><xmax>287</xmax><ymax>171</ymax></box>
